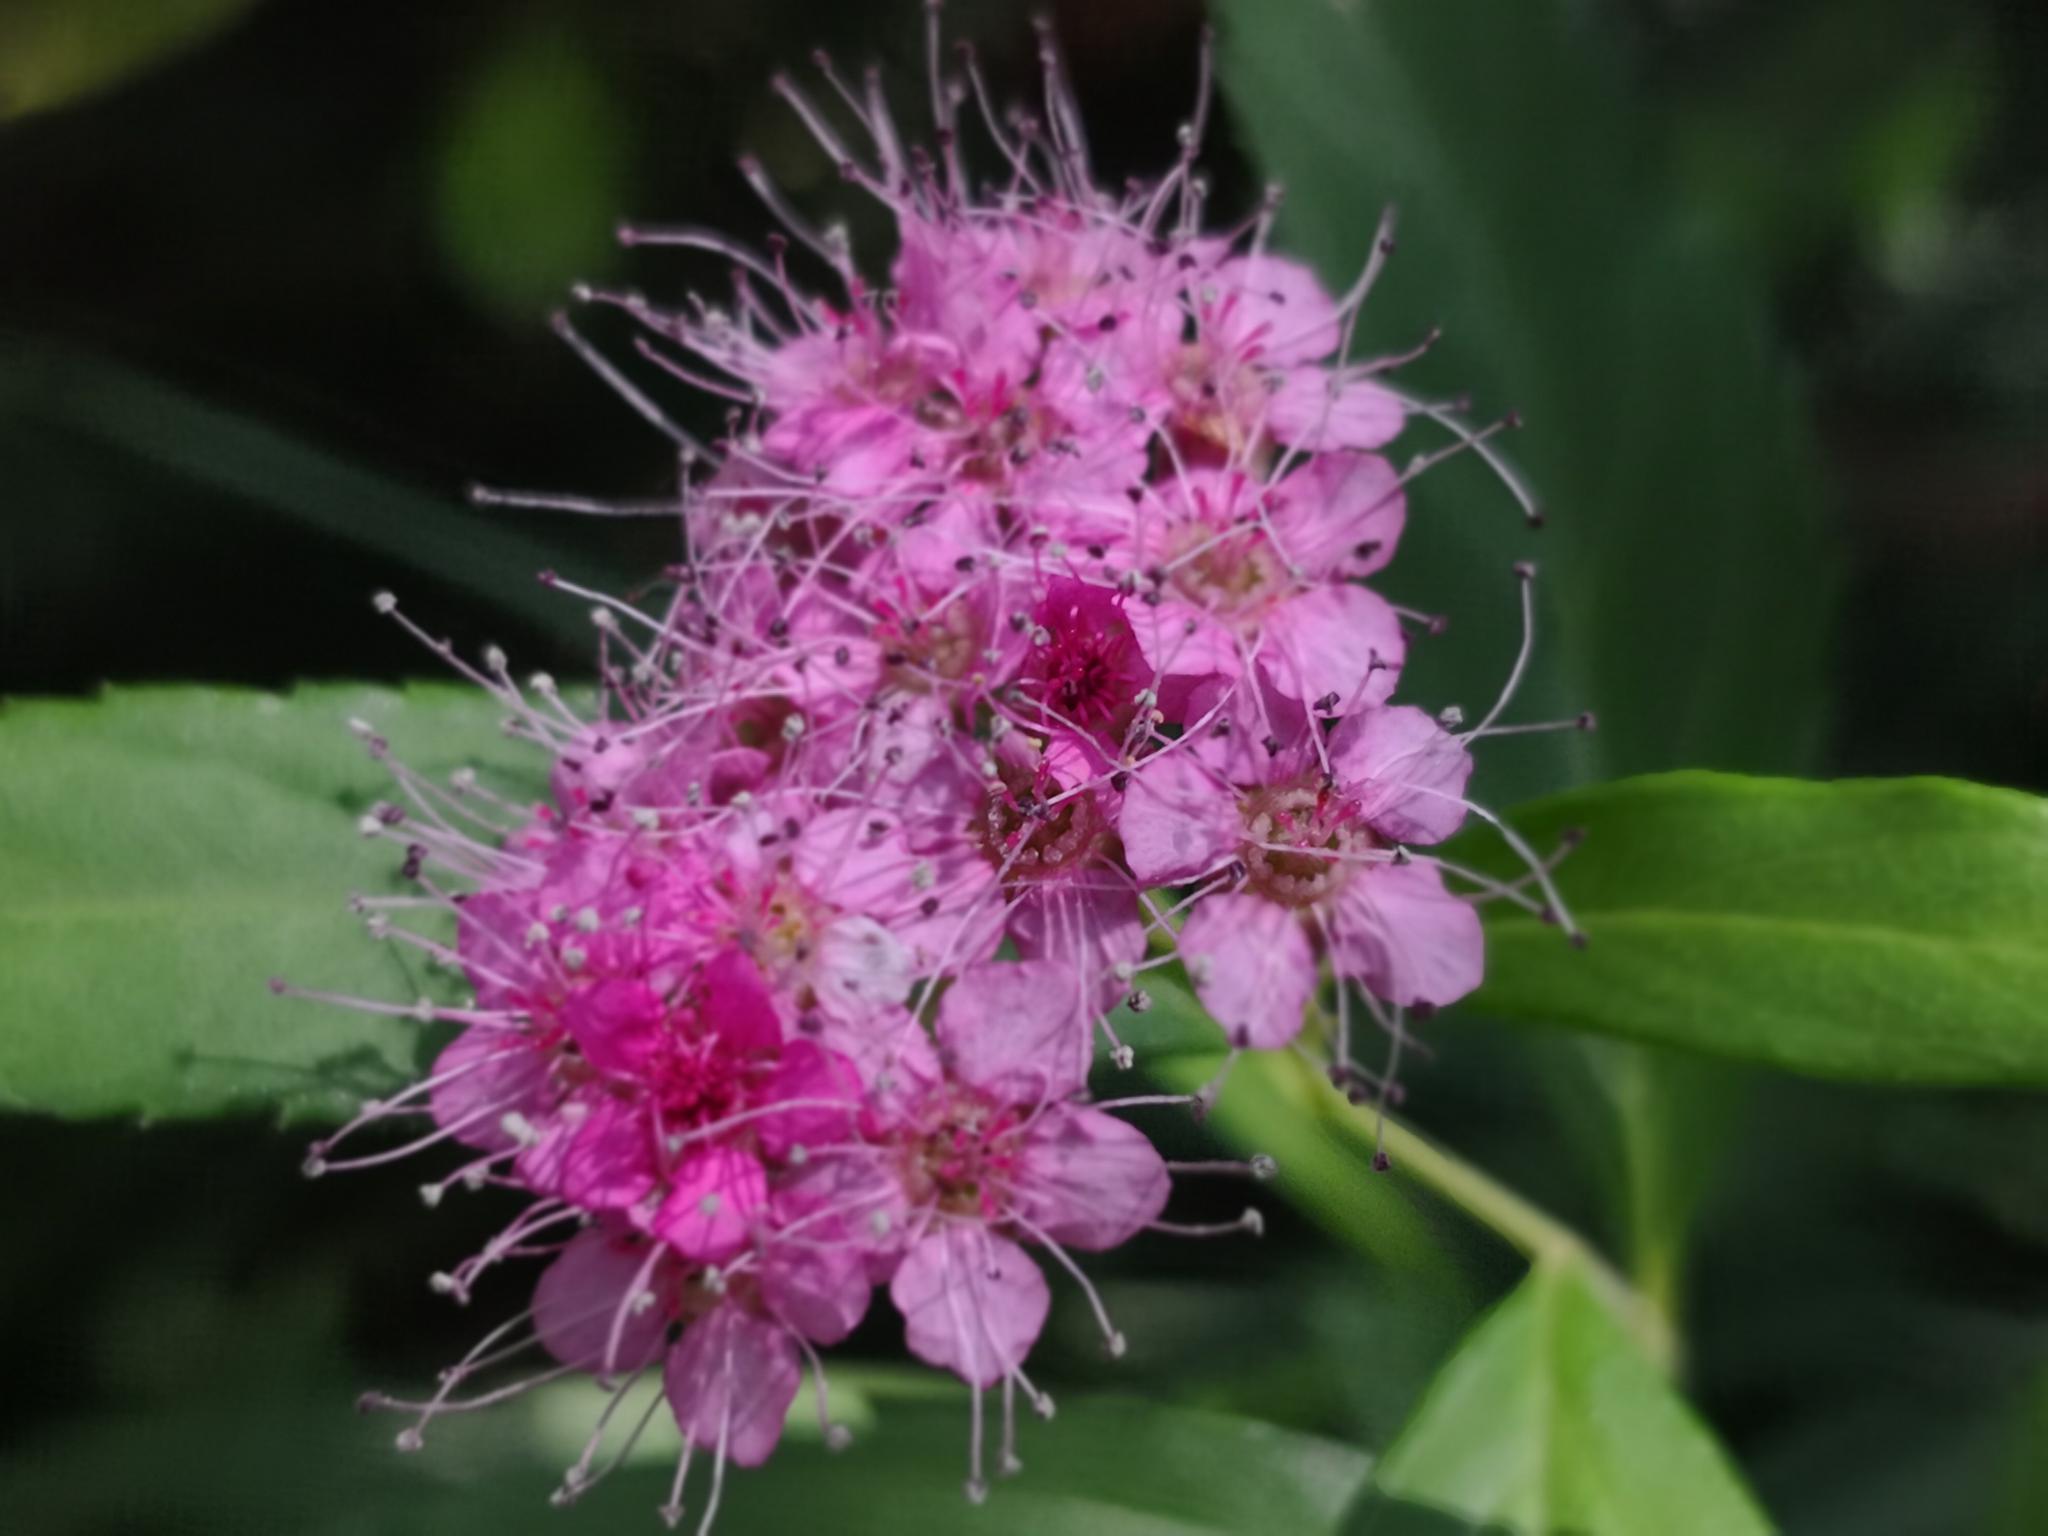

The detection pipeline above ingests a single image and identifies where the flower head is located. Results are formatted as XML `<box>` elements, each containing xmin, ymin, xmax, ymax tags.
<box><xmin>279</xmin><ymin>12</ymin><xmax>1589</xmax><ymax>1529</ymax></box>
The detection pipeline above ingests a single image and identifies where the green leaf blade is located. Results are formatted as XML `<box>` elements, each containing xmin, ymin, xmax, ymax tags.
<box><xmin>1363</xmin><ymin>1261</ymin><xmax>1774</xmax><ymax>1536</ymax></box>
<box><xmin>1212</xmin><ymin>0</ymin><xmax>1836</xmax><ymax>804</ymax></box>
<box><xmin>1470</xmin><ymin>773</ymin><xmax>2048</xmax><ymax>1083</ymax></box>
<box><xmin>0</xmin><ymin>684</ymin><xmax>537</xmax><ymax>1120</ymax></box>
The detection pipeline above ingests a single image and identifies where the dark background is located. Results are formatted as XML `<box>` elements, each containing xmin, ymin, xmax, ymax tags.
<box><xmin>2</xmin><ymin>1</ymin><xmax>2044</xmax><ymax>1532</ymax></box>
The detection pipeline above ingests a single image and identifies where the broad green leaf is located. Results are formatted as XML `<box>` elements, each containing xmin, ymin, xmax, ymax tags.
<box><xmin>0</xmin><ymin>340</ymin><xmax>611</xmax><ymax>647</ymax></box>
<box><xmin>1469</xmin><ymin>772</ymin><xmax>2048</xmax><ymax>1083</ymax></box>
<box><xmin>0</xmin><ymin>684</ymin><xmax>539</xmax><ymax>1119</ymax></box>
<box><xmin>0</xmin><ymin>0</ymin><xmax>259</xmax><ymax>120</ymax></box>
<box><xmin>0</xmin><ymin>1389</ymin><xmax>1370</xmax><ymax>1536</ymax></box>
<box><xmin>1361</xmin><ymin>1258</ymin><xmax>1774</xmax><ymax>1536</ymax></box>
<box><xmin>1213</xmin><ymin>0</ymin><xmax>1835</xmax><ymax>807</ymax></box>
<box><xmin>435</xmin><ymin>25</ymin><xmax>631</xmax><ymax>324</ymax></box>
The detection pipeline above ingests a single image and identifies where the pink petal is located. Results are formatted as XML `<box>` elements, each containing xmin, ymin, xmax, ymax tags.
<box><xmin>664</xmin><ymin>1307</ymin><xmax>801</xmax><ymax>1469</ymax></box>
<box><xmin>561</xmin><ymin>978</ymin><xmax>666</xmax><ymax>1078</ymax></box>
<box><xmin>810</xmin><ymin>916</ymin><xmax>914</xmax><ymax>1026</ymax></box>
<box><xmin>936</xmin><ymin>959</ymin><xmax>1092</xmax><ymax>1103</ymax></box>
<box><xmin>761</xmin><ymin>1238</ymin><xmax>872</xmax><ymax>1346</ymax></box>
<box><xmin>1329</xmin><ymin>706</ymin><xmax>1474</xmax><ymax>846</ymax></box>
<box><xmin>1266</xmin><ymin>369</ymin><xmax>1406</xmax><ymax>451</ymax></box>
<box><xmin>518</xmin><ymin>1090</ymin><xmax>657</xmax><ymax>1213</ymax></box>
<box><xmin>1329</xmin><ymin>860</ymin><xmax>1485</xmax><ymax>1007</ymax></box>
<box><xmin>428</xmin><ymin>1026</ymin><xmax>551</xmax><ymax>1152</ymax></box>
<box><xmin>1257</xmin><ymin>583</ymin><xmax>1406</xmax><ymax>711</ymax></box>
<box><xmin>532</xmin><ymin>1227</ymin><xmax>666</xmax><ymax>1373</ymax></box>
<box><xmin>1129</xmin><ymin>597</ymin><xmax>1244</xmax><ymax>698</ymax></box>
<box><xmin>752</xmin><ymin>1041</ymin><xmax>863</xmax><ymax>1158</ymax></box>
<box><xmin>890</xmin><ymin>1226</ymin><xmax>1050</xmax><ymax>1388</ymax></box>
<box><xmin>1118</xmin><ymin>748</ymin><xmax>1239</xmax><ymax>884</ymax></box>
<box><xmin>1212</xmin><ymin>255</ymin><xmax>1341</xmax><ymax>365</ymax></box>
<box><xmin>700</xmin><ymin>949</ymin><xmax>782</xmax><ymax>1057</ymax></box>
<box><xmin>652</xmin><ymin>1146</ymin><xmax>768</xmax><ymax>1263</ymax></box>
<box><xmin>1268</xmin><ymin>452</ymin><xmax>1406</xmax><ymax>579</ymax></box>
<box><xmin>1013</xmin><ymin>1106</ymin><xmax>1171</xmax><ymax>1251</ymax></box>
<box><xmin>1008</xmin><ymin>881</ymin><xmax>1146</xmax><ymax>1002</ymax></box>
<box><xmin>1180</xmin><ymin>892</ymin><xmax>1316</xmax><ymax>1049</ymax></box>
<box><xmin>774</xmin><ymin>1150</ymin><xmax>912</xmax><ymax>1283</ymax></box>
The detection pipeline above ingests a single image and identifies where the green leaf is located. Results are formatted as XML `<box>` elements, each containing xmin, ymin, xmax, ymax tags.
<box><xmin>1359</xmin><ymin>1258</ymin><xmax>1774</xmax><ymax>1536</ymax></box>
<box><xmin>0</xmin><ymin>684</ymin><xmax>539</xmax><ymax>1119</ymax></box>
<box><xmin>0</xmin><ymin>0</ymin><xmax>259</xmax><ymax>120</ymax></box>
<box><xmin>434</xmin><ymin>25</ymin><xmax>631</xmax><ymax>324</ymax></box>
<box><xmin>1469</xmin><ymin>772</ymin><xmax>2048</xmax><ymax>1084</ymax></box>
<box><xmin>1213</xmin><ymin>0</ymin><xmax>1835</xmax><ymax>805</ymax></box>
<box><xmin>0</xmin><ymin>1389</ymin><xmax>1370</xmax><ymax>1536</ymax></box>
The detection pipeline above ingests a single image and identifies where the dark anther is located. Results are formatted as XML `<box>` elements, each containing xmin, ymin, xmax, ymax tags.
<box><xmin>1370</xmin><ymin>1151</ymin><xmax>1393</xmax><ymax>1173</ymax></box>
<box><xmin>919</xmin><ymin>896</ymin><xmax>940</xmax><ymax>917</ymax></box>
<box><xmin>1109</xmin><ymin>771</ymin><xmax>1130</xmax><ymax>792</ymax></box>
<box><xmin>955</xmin><ymin>556</ymin><xmax>977</xmax><ymax>573</ymax></box>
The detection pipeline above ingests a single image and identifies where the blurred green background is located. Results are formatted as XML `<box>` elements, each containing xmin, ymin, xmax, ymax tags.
<box><xmin>2</xmin><ymin>1</ymin><xmax>2044</xmax><ymax>1532</ymax></box>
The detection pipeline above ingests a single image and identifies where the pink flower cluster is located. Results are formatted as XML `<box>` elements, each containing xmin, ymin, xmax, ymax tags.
<box><xmin>287</xmin><ymin>19</ymin><xmax>1582</xmax><ymax>1531</ymax></box>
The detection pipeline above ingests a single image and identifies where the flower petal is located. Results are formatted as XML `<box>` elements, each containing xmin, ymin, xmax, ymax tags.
<box><xmin>1266</xmin><ymin>369</ymin><xmax>1405</xmax><ymax>451</ymax></box>
<box><xmin>1329</xmin><ymin>706</ymin><xmax>1475</xmax><ymax>845</ymax></box>
<box><xmin>664</xmin><ymin>1307</ymin><xmax>802</xmax><ymax>1468</ymax></box>
<box><xmin>1013</xmin><ymin>1106</ymin><xmax>1171</xmax><ymax>1251</ymax></box>
<box><xmin>936</xmin><ymin>959</ymin><xmax>1092</xmax><ymax>1103</ymax></box>
<box><xmin>532</xmin><ymin>1227</ymin><xmax>666</xmax><ymax>1373</ymax></box>
<box><xmin>651</xmin><ymin>1146</ymin><xmax>768</xmax><ymax>1263</ymax></box>
<box><xmin>761</xmin><ymin>1237</ymin><xmax>872</xmax><ymax>1346</ymax></box>
<box><xmin>890</xmin><ymin>1226</ymin><xmax>1049</xmax><ymax>1388</ymax></box>
<box><xmin>1257</xmin><ymin>582</ymin><xmax>1406</xmax><ymax>711</ymax></box>
<box><xmin>1180</xmin><ymin>892</ymin><xmax>1316</xmax><ymax>1049</ymax></box>
<box><xmin>1330</xmin><ymin>861</ymin><xmax>1485</xmax><ymax>1007</ymax></box>
<box><xmin>1119</xmin><ymin>746</ymin><xmax>1240</xmax><ymax>885</ymax></box>
<box><xmin>1269</xmin><ymin>452</ymin><xmax>1406</xmax><ymax>579</ymax></box>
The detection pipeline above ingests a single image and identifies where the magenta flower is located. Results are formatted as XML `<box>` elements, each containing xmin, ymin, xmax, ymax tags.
<box><xmin>1121</xmin><ymin>705</ymin><xmax>1483</xmax><ymax>1048</ymax></box>
<box><xmin>276</xmin><ymin>12</ymin><xmax>1592</xmax><ymax>1529</ymax></box>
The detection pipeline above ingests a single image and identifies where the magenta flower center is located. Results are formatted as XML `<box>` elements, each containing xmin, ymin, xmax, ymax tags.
<box><xmin>1169</xmin><ymin>522</ymin><xmax>1288</xmax><ymax>616</ymax></box>
<box><xmin>898</xmin><ymin>1092</ymin><xmax>1025</xmax><ymax>1219</ymax></box>
<box><xmin>980</xmin><ymin>765</ymin><xmax>1110</xmax><ymax>881</ymax></box>
<box><xmin>1239</xmin><ymin>778</ymin><xmax>1377</xmax><ymax>909</ymax></box>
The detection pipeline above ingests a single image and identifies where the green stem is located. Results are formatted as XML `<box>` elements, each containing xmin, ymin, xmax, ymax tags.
<box><xmin>1360</xmin><ymin>1103</ymin><xmax>1676</xmax><ymax>1372</ymax></box>
<box><xmin>1295</xmin><ymin>1005</ymin><xmax>1677</xmax><ymax>1369</ymax></box>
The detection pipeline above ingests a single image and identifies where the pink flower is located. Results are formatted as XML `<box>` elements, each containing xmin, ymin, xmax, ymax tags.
<box><xmin>1122</xmin><ymin>706</ymin><xmax>1483</xmax><ymax>1047</ymax></box>
<box><xmin>1121</xmin><ymin>455</ymin><xmax>1409</xmax><ymax>711</ymax></box>
<box><xmin>876</xmin><ymin>962</ymin><xmax>1171</xmax><ymax>1386</ymax></box>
